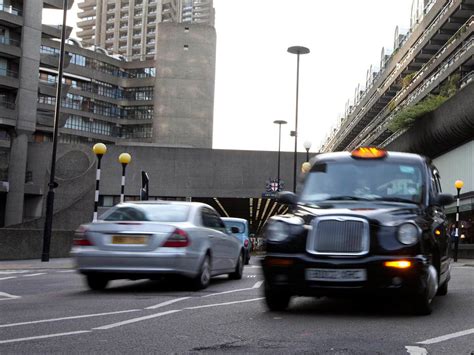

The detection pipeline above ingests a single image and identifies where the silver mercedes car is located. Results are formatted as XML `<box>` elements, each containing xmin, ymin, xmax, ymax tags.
<box><xmin>71</xmin><ymin>201</ymin><xmax>245</xmax><ymax>290</ymax></box>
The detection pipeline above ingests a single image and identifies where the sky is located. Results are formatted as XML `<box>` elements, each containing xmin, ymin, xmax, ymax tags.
<box><xmin>43</xmin><ymin>0</ymin><xmax>414</xmax><ymax>153</ymax></box>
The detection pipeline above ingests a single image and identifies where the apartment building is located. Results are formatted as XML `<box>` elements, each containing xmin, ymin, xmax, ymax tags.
<box><xmin>76</xmin><ymin>0</ymin><xmax>214</xmax><ymax>60</ymax></box>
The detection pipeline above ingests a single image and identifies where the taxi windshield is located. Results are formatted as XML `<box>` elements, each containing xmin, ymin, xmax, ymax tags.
<box><xmin>300</xmin><ymin>160</ymin><xmax>424</xmax><ymax>204</ymax></box>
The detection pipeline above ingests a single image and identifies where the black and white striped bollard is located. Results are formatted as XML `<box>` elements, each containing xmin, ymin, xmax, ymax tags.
<box><xmin>92</xmin><ymin>143</ymin><xmax>107</xmax><ymax>222</ymax></box>
<box><xmin>454</xmin><ymin>179</ymin><xmax>464</xmax><ymax>262</ymax></box>
<box><xmin>118</xmin><ymin>153</ymin><xmax>131</xmax><ymax>203</ymax></box>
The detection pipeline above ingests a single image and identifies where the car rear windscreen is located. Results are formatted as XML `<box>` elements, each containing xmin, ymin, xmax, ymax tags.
<box><xmin>102</xmin><ymin>205</ymin><xmax>190</xmax><ymax>222</ymax></box>
<box><xmin>223</xmin><ymin>221</ymin><xmax>246</xmax><ymax>233</ymax></box>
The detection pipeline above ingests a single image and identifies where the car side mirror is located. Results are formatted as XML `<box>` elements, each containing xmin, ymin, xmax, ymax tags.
<box><xmin>432</xmin><ymin>193</ymin><xmax>454</xmax><ymax>206</ymax></box>
<box><xmin>277</xmin><ymin>191</ymin><xmax>298</xmax><ymax>205</ymax></box>
<box><xmin>230</xmin><ymin>226</ymin><xmax>240</xmax><ymax>234</ymax></box>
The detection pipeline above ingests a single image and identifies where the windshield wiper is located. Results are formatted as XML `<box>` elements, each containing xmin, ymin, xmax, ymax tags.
<box><xmin>325</xmin><ymin>195</ymin><xmax>372</xmax><ymax>201</ymax></box>
<box><xmin>373</xmin><ymin>196</ymin><xmax>418</xmax><ymax>204</ymax></box>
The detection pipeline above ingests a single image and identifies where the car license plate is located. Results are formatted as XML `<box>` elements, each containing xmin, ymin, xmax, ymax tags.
<box><xmin>112</xmin><ymin>235</ymin><xmax>148</xmax><ymax>245</ymax></box>
<box><xmin>305</xmin><ymin>268</ymin><xmax>367</xmax><ymax>282</ymax></box>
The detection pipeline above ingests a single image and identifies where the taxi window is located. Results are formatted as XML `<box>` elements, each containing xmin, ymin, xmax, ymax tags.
<box><xmin>301</xmin><ymin>160</ymin><xmax>423</xmax><ymax>204</ymax></box>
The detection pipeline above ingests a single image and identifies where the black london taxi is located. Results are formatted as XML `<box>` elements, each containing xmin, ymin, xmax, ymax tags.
<box><xmin>262</xmin><ymin>147</ymin><xmax>454</xmax><ymax>315</ymax></box>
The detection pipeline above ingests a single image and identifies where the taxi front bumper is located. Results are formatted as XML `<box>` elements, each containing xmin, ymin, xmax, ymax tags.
<box><xmin>262</xmin><ymin>254</ymin><xmax>431</xmax><ymax>297</ymax></box>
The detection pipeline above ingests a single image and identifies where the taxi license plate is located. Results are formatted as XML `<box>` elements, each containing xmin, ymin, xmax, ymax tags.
<box><xmin>305</xmin><ymin>268</ymin><xmax>367</xmax><ymax>282</ymax></box>
<box><xmin>112</xmin><ymin>235</ymin><xmax>148</xmax><ymax>245</ymax></box>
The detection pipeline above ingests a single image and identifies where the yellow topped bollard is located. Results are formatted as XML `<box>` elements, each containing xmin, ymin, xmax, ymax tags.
<box><xmin>119</xmin><ymin>153</ymin><xmax>132</xmax><ymax>203</ymax></box>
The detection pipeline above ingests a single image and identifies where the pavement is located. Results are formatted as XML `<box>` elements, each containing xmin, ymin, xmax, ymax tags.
<box><xmin>0</xmin><ymin>256</ymin><xmax>473</xmax><ymax>270</ymax></box>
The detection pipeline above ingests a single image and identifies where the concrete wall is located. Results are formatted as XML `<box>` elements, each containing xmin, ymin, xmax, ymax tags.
<box><xmin>154</xmin><ymin>23</ymin><xmax>216</xmax><ymax>148</ymax></box>
<box><xmin>0</xmin><ymin>229</ymin><xmax>74</xmax><ymax>260</ymax></box>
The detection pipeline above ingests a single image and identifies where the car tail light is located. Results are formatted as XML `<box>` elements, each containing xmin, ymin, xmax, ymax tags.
<box><xmin>73</xmin><ymin>226</ymin><xmax>93</xmax><ymax>246</ymax></box>
<box><xmin>162</xmin><ymin>228</ymin><xmax>190</xmax><ymax>248</ymax></box>
<box><xmin>244</xmin><ymin>239</ymin><xmax>249</xmax><ymax>247</ymax></box>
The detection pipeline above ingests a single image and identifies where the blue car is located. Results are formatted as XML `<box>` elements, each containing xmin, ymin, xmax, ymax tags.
<box><xmin>222</xmin><ymin>217</ymin><xmax>251</xmax><ymax>265</ymax></box>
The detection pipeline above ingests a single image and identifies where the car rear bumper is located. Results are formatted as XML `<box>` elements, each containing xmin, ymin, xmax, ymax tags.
<box><xmin>71</xmin><ymin>248</ymin><xmax>202</xmax><ymax>279</ymax></box>
<box><xmin>262</xmin><ymin>253</ymin><xmax>430</xmax><ymax>297</ymax></box>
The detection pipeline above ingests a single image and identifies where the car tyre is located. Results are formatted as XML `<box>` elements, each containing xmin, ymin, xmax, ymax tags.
<box><xmin>244</xmin><ymin>251</ymin><xmax>250</xmax><ymax>265</ymax></box>
<box><xmin>193</xmin><ymin>255</ymin><xmax>211</xmax><ymax>290</ymax></box>
<box><xmin>86</xmin><ymin>275</ymin><xmax>109</xmax><ymax>291</ymax></box>
<box><xmin>264</xmin><ymin>282</ymin><xmax>291</xmax><ymax>311</ymax></box>
<box><xmin>412</xmin><ymin>288</ymin><xmax>433</xmax><ymax>315</ymax></box>
<box><xmin>229</xmin><ymin>252</ymin><xmax>244</xmax><ymax>280</ymax></box>
<box><xmin>436</xmin><ymin>281</ymin><xmax>448</xmax><ymax>296</ymax></box>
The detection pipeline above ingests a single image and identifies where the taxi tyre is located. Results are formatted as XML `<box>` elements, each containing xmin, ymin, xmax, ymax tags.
<box><xmin>436</xmin><ymin>280</ymin><xmax>448</xmax><ymax>296</ymax></box>
<box><xmin>244</xmin><ymin>250</ymin><xmax>250</xmax><ymax>265</ymax></box>
<box><xmin>193</xmin><ymin>254</ymin><xmax>211</xmax><ymax>290</ymax></box>
<box><xmin>264</xmin><ymin>281</ymin><xmax>291</xmax><ymax>311</ymax></box>
<box><xmin>229</xmin><ymin>251</ymin><xmax>244</xmax><ymax>280</ymax></box>
<box><xmin>86</xmin><ymin>274</ymin><xmax>109</xmax><ymax>291</ymax></box>
<box><xmin>412</xmin><ymin>287</ymin><xmax>433</xmax><ymax>315</ymax></box>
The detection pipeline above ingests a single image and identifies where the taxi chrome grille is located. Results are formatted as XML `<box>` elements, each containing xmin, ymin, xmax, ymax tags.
<box><xmin>307</xmin><ymin>217</ymin><xmax>369</xmax><ymax>256</ymax></box>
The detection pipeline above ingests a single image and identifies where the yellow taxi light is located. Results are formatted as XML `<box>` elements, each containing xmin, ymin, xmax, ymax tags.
<box><xmin>434</xmin><ymin>229</ymin><xmax>441</xmax><ymax>236</ymax></box>
<box><xmin>384</xmin><ymin>260</ymin><xmax>412</xmax><ymax>269</ymax></box>
<box><xmin>351</xmin><ymin>147</ymin><xmax>387</xmax><ymax>159</ymax></box>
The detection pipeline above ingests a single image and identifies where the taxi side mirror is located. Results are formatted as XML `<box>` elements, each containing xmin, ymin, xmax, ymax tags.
<box><xmin>230</xmin><ymin>226</ymin><xmax>240</xmax><ymax>234</ymax></box>
<box><xmin>432</xmin><ymin>193</ymin><xmax>454</xmax><ymax>206</ymax></box>
<box><xmin>277</xmin><ymin>191</ymin><xmax>298</xmax><ymax>205</ymax></box>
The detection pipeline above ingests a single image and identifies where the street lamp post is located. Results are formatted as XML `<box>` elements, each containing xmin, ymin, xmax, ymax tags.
<box><xmin>118</xmin><ymin>153</ymin><xmax>132</xmax><ymax>203</ymax></box>
<box><xmin>287</xmin><ymin>46</ymin><xmax>310</xmax><ymax>192</ymax></box>
<box><xmin>273</xmin><ymin>120</ymin><xmax>287</xmax><ymax>191</ymax></box>
<box><xmin>454</xmin><ymin>179</ymin><xmax>464</xmax><ymax>262</ymax></box>
<box><xmin>92</xmin><ymin>143</ymin><xmax>107</xmax><ymax>222</ymax></box>
<box><xmin>303</xmin><ymin>140</ymin><xmax>312</xmax><ymax>162</ymax></box>
<box><xmin>41</xmin><ymin>0</ymin><xmax>69</xmax><ymax>262</ymax></box>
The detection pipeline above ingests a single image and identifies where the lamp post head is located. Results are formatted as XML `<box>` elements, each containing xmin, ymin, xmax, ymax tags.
<box><xmin>287</xmin><ymin>46</ymin><xmax>310</xmax><ymax>55</ymax></box>
<box><xmin>273</xmin><ymin>120</ymin><xmax>287</xmax><ymax>125</ymax></box>
<box><xmin>303</xmin><ymin>140</ymin><xmax>312</xmax><ymax>151</ymax></box>
<box><xmin>119</xmin><ymin>153</ymin><xmax>132</xmax><ymax>165</ymax></box>
<box><xmin>455</xmin><ymin>180</ymin><xmax>464</xmax><ymax>190</ymax></box>
<box><xmin>92</xmin><ymin>143</ymin><xmax>107</xmax><ymax>156</ymax></box>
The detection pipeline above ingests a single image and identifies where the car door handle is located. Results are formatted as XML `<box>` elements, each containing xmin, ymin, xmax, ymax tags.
<box><xmin>208</xmin><ymin>235</ymin><xmax>215</xmax><ymax>238</ymax></box>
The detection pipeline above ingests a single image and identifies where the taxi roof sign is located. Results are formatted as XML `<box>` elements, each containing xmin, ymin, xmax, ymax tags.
<box><xmin>351</xmin><ymin>147</ymin><xmax>387</xmax><ymax>159</ymax></box>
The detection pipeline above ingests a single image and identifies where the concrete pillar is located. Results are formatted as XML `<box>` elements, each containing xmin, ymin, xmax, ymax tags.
<box><xmin>4</xmin><ymin>132</ymin><xmax>29</xmax><ymax>226</ymax></box>
<box><xmin>4</xmin><ymin>0</ymin><xmax>43</xmax><ymax>225</ymax></box>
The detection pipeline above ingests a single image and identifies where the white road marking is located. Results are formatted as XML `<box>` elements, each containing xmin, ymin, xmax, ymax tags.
<box><xmin>417</xmin><ymin>328</ymin><xmax>474</xmax><ymax>345</ymax></box>
<box><xmin>0</xmin><ymin>292</ymin><xmax>21</xmax><ymax>301</ymax></box>
<box><xmin>0</xmin><ymin>330</ymin><xmax>91</xmax><ymax>345</ymax></box>
<box><xmin>22</xmin><ymin>273</ymin><xmax>47</xmax><ymax>277</ymax></box>
<box><xmin>93</xmin><ymin>310</ymin><xmax>181</xmax><ymax>330</ymax></box>
<box><xmin>0</xmin><ymin>271</ymin><xmax>29</xmax><ymax>275</ymax></box>
<box><xmin>405</xmin><ymin>346</ymin><xmax>428</xmax><ymax>354</ymax></box>
<box><xmin>201</xmin><ymin>281</ymin><xmax>262</xmax><ymax>298</ymax></box>
<box><xmin>186</xmin><ymin>297</ymin><xmax>264</xmax><ymax>310</ymax></box>
<box><xmin>253</xmin><ymin>281</ymin><xmax>263</xmax><ymax>288</ymax></box>
<box><xmin>0</xmin><ymin>276</ymin><xmax>17</xmax><ymax>281</ymax></box>
<box><xmin>0</xmin><ymin>309</ymin><xmax>141</xmax><ymax>328</ymax></box>
<box><xmin>145</xmin><ymin>297</ymin><xmax>191</xmax><ymax>310</ymax></box>
<box><xmin>57</xmin><ymin>270</ymin><xmax>75</xmax><ymax>273</ymax></box>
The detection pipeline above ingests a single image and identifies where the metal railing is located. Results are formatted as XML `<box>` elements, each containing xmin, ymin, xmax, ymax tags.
<box><xmin>0</xmin><ymin>67</ymin><xmax>18</xmax><ymax>78</ymax></box>
<box><xmin>370</xmin><ymin>38</ymin><xmax>474</xmax><ymax>147</ymax></box>
<box><xmin>0</xmin><ymin>36</ymin><xmax>20</xmax><ymax>47</ymax></box>
<box><xmin>347</xmin><ymin>18</ymin><xmax>474</xmax><ymax>150</ymax></box>
<box><xmin>0</xmin><ymin>4</ymin><xmax>22</xmax><ymax>16</ymax></box>
<box><xmin>323</xmin><ymin>0</ymin><xmax>460</xmax><ymax>152</ymax></box>
<box><xmin>0</xmin><ymin>97</ymin><xmax>15</xmax><ymax>109</ymax></box>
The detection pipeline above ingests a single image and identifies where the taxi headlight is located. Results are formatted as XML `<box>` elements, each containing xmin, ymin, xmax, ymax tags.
<box><xmin>397</xmin><ymin>223</ymin><xmax>419</xmax><ymax>245</ymax></box>
<box><xmin>266</xmin><ymin>221</ymin><xmax>290</xmax><ymax>242</ymax></box>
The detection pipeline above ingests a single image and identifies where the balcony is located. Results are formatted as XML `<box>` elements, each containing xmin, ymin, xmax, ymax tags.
<box><xmin>0</xmin><ymin>67</ymin><xmax>19</xmax><ymax>88</ymax></box>
<box><xmin>0</xmin><ymin>4</ymin><xmax>22</xmax><ymax>16</ymax></box>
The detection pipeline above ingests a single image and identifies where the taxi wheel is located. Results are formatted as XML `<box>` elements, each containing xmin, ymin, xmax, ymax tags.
<box><xmin>264</xmin><ymin>282</ymin><xmax>291</xmax><ymax>311</ymax></box>
<box><xmin>436</xmin><ymin>281</ymin><xmax>448</xmax><ymax>296</ymax></box>
<box><xmin>86</xmin><ymin>275</ymin><xmax>109</xmax><ymax>291</ymax></box>
<box><xmin>193</xmin><ymin>255</ymin><xmax>211</xmax><ymax>290</ymax></box>
<box><xmin>229</xmin><ymin>252</ymin><xmax>244</xmax><ymax>280</ymax></box>
<box><xmin>412</xmin><ymin>289</ymin><xmax>433</xmax><ymax>315</ymax></box>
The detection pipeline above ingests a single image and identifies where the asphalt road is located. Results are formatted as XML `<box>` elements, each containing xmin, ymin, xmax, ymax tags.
<box><xmin>0</xmin><ymin>257</ymin><xmax>473</xmax><ymax>354</ymax></box>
